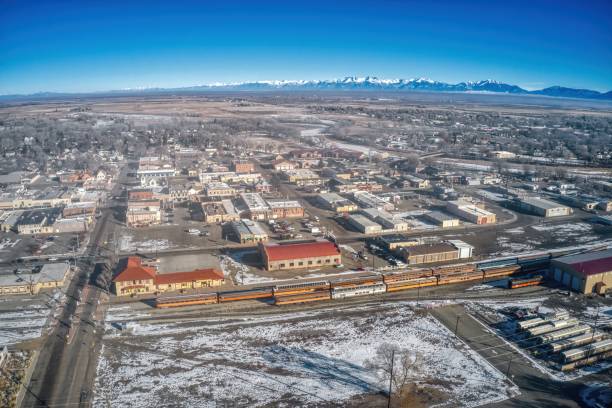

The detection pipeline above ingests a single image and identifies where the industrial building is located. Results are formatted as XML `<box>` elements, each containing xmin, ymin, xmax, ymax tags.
<box><xmin>347</xmin><ymin>214</ymin><xmax>382</xmax><ymax>234</ymax></box>
<box><xmin>513</xmin><ymin>197</ymin><xmax>572</xmax><ymax>217</ymax></box>
<box><xmin>112</xmin><ymin>257</ymin><xmax>225</xmax><ymax>296</ymax></box>
<box><xmin>446</xmin><ymin>201</ymin><xmax>496</xmax><ymax>225</ymax></box>
<box><xmin>230</xmin><ymin>219</ymin><xmax>269</xmax><ymax>244</ymax></box>
<box><xmin>398</xmin><ymin>242</ymin><xmax>459</xmax><ymax>265</ymax></box>
<box><xmin>317</xmin><ymin>193</ymin><xmax>358</xmax><ymax>213</ymax></box>
<box><xmin>550</xmin><ymin>249</ymin><xmax>612</xmax><ymax>295</ymax></box>
<box><xmin>259</xmin><ymin>240</ymin><xmax>341</xmax><ymax>271</ymax></box>
<box><xmin>423</xmin><ymin>211</ymin><xmax>460</xmax><ymax>228</ymax></box>
<box><xmin>361</xmin><ymin>208</ymin><xmax>409</xmax><ymax>231</ymax></box>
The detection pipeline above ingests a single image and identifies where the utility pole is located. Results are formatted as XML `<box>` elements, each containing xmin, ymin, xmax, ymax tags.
<box><xmin>454</xmin><ymin>315</ymin><xmax>461</xmax><ymax>338</ymax></box>
<box><xmin>387</xmin><ymin>349</ymin><xmax>395</xmax><ymax>408</ymax></box>
<box><xmin>506</xmin><ymin>355</ymin><xmax>513</xmax><ymax>377</ymax></box>
<box><xmin>417</xmin><ymin>285</ymin><xmax>420</xmax><ymax>308</ymax></box>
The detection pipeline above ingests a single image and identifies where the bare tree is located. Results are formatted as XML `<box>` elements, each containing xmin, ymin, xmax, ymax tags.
<box><xmin>365</xmin><ymin>343</ymin><xmax>424</xmax><ymax>404</ymax></box>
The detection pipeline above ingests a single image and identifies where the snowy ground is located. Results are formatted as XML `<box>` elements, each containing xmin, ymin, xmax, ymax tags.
<box><xmin>0</xmin><ymin>289</ymin><xmax>64</xmax><ymax>346</ymax></box>
<box><xmin>119</xmin><ymin>234</ymin><xmax>175</xmax><ymax>253</ymax></box>
<box><xmin>94</xmin><ymin>302</ymin><xmax>518</xmax><ymax>407</ymax></box>
<box><xmin>492</xmin><ymin>222</ymin><xmax>606</xmax><ymax>256</ymax></box>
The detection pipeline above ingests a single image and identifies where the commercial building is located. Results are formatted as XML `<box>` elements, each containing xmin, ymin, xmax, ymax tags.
<box><xmin>204</xmin><ymin>182</ymin><xmax>236</xmax><ymax>199</ymax></box>
<box><xmin>347</xmin><ymin>214</ymin><xmax>382</xmax><ymax>234</ymax></box>
<box><xmin>260</xmin><ymin>240</ymin><xmax>341</xmax><ymax>271</ymax></box>
<box><xmin>231</xmin><ymin>219</ymin><xmax>269</xmax><ymax>244</ymax></box>
<box><xmin>352</xmin><ymin>191</ymin><xmax>394</xmax><ymax>211</ymax></box>
<box><xmin>550</xmin><ymin>249</ymin><xmax>612</xmax><ymax>295</ymax></box>
<box><xmin>202</xmin><ymin>200</ymin><xmax>241</xmax><ymax>224</ymax></box>
<box><xmin>446</xmin><ymin>201</ymin><xmax>496</xmax><ymax>225</ymax></box>
<box><xmin>317</xmin><ymin>193</ymin><xmax>358</xmax><ymax>213</ymax></box>
<box><xmin>112</xmin><ymin>256</ymin><xmax>225</xmax><ymax>296</ymax></box>
<box><xmin>398</xmin><ymin>242</ymin><xmax>459</xmax><ymax>265</ymax></box>
<box><xmin>423</xmin><ymin>211</ymin><xmax>460</xmax><ymax>228</ymax></box>
<box><xmin>239</xmin><ymin>193</ymin><xmax>271</xmax><ymax>220</ymax></box>
<box><xmin>272</xmin><ymin>160</ymin><xmax>297</xmax><ymax>171</ymax></box>
<box><xmin>282</xmin><ymin>169</ymin><xmax>321</xmax><ymax>186</ymax></box>
<box><xmin>375</xmin><ymin>234</ymin><xmax>420</xmax><ymax>251</ymax></box>
<box><xmin>126</xmin><ymin>199</ymin><xmax>162</xmax><ymax>227</ymax></box>
<box><xmin>0</xmin><ymin>263</ymin><xmax>71</xmax><ymax>295</ymax></box>
<box><xmin>15</xmin><ymin>208</ymin><xmax>61</xmax><ymax>234</ymax></box>
<box><xmin>514</xmin><ymin>197</ymin><xmax>572</xmax><ymax>217</ymax></box>
<box><xmin>267</xmin><ymin>200</ymin><xmax>305</xmax><ymax>219</ymax></box>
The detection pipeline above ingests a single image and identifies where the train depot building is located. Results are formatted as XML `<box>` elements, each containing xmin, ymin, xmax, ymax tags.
<box><xmin>550</xmin><ymin>249</ymin><xmax>612</xmax><ymax>295</ymax></box>
<box><xmin>260</xmin><ymin>240</ymin><xmax>342</xmax><ymax>271</ymax></box>
<box><xmin>112</xmin><ymin>256</ymin><xmax>225</xmax><ymax>296</ymax></box>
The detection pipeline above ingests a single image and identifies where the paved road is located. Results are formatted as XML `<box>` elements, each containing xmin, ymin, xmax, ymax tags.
<box><xmin>431</xmin><ymin>304</ymin><xmax>611</xmax><ymax>408</ymax></box>
<box><xmin>21</xmin><ymin>174</ymin><xmax>125</xmax><ymax>408</ymax></box>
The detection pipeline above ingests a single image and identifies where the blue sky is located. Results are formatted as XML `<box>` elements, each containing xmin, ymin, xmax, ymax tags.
<box><xmin>1</xmin><ymin>0</ymin><xmax>611</xmax><ymax>94</ymax></box>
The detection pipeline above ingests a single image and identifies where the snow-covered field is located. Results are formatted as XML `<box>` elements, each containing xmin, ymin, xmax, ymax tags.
<box><xmin>0</xmin><ymin>290</ymin><xmax>64</xmax><ymax>346</ymax></box>
<box><xmin>94</xmin><ymin>302</ymin><xmax>518</xmax><ymax>407</ymax></box>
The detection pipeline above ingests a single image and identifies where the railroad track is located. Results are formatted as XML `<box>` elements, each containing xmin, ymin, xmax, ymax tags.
<box><xmin>107</xmin><ymin>285</ymin><xmax>554</xmax><ymax>325</ymax></box>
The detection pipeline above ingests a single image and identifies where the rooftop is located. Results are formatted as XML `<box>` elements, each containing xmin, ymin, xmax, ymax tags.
<box><xmin>554</xmin><ymin>249</ymin><xmax>612</xmax><ymax>276</ymax></box>
<box><xmin>262</xmin><ymin>240</ymin><xmax>340</xmax><ymax>261</ymax></box>
<box><xmin>403</xmin><ymin>242</ymin><xmax>457</xmax><ymax>256</ymax></box>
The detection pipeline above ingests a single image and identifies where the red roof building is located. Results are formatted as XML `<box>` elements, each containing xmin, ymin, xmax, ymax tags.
<box><xmin>112</xmin><ymin>256</ymin><xmax>225</xmax><ymax>296</ymax></box>
<box><xmin>260</xmin><ymin>240</ymin><xmax>341</xmax><ymax>271</ymax></box>
<box><xmin>550</xmin><ymin>249</ymin><xmax>612</xmax><ymax>294</ymax></box>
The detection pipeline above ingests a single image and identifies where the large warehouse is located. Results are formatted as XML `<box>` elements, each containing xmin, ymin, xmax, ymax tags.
<box><xmin>514</xmin><ymin>197</ymin><xmax>572</xmax><ymax>217</ymax></box>
<box><xmin>260</xmin><ymin>240</ymin><xmax>342</xmax><ymax>271</ymax></box>
<box><xmin>550</xmin><ymin>249</ymin><xmax>612</xmax><ymax>294</ymax></box>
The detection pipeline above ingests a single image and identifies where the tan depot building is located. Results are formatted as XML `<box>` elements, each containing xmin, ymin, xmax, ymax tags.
<box><xmin>550</xmin><ymin>249</ymin><xmax>612</xmax><ymax>295</ymax></box>
<box><xmin>112</xmin><ymin>257</ymin><xmax>225</xmax><ymax>296</ymax></box>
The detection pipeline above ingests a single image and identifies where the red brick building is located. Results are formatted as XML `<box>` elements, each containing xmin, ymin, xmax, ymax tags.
<box><xmin>259</xmin><ymin>240</ymin><xmax>341</xmax><ymax>271</ymax></box>
<box><xmin>233</xmin><ymin>160</ymin><xmax>255</xmax><ymax>174</ymax></box>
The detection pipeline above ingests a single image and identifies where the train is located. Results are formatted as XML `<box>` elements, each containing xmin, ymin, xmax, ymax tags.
<box><xmin>152</xmin><ymin>259</ymin><xmax>550</xmax><ymax>309</ymax></box>
<box><xmin>560</xmin><ymin>339</ymin><xmax>612</xmax><ymax>364</ymax></box>
<box><xmin>534</xmin><ymin>325</ymin><xmax>591</xmax><ymax>345</ymax></box>
<box><xmin>508</xmin><ymin>275</ymin><xmax>543</xmax><ymax>289</ymax></box>
<box><xmin>155</xmin><ymin>292</ymin><xmax>218</xmax><ymax>308</ymax></box>
<box><xmin>544</xmin><ymin>331</ymin><xmax>606</xmax><ymax>354</ymax></box>
<box><xmin>526</xmin><ymin>318</ymin><xmax>579</xmax><ymax>337</ymax></box>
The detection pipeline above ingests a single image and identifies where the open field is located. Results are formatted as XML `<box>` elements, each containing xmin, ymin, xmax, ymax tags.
<box><xmin>95</xmin><ymin>301</ymin><xmax>519</xmax><ymax>407</ymax></box>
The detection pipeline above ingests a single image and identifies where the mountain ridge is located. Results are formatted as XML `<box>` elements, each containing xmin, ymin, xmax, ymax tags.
<box><xmin>2</xmin><ymin>76</ymin><xmax>611</xmax><ymax>101</ymax></box>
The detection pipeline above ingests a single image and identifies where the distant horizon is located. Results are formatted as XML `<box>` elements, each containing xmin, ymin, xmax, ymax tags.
<box><xmin>1</xmin><ymin>1</ymin><xmax>611</xmax><ymax>95</ymax></box>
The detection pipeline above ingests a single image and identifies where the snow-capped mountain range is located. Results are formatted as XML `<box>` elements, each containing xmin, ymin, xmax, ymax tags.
<box><xmin>2</xmin><ymin>76</ymin><xmax>611</xmax><ymax>100</ymax></box>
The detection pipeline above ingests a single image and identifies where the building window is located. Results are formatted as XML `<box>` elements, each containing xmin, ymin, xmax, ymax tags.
<box><xmin>298</xmin><ymin>262</ymin><xmax>303</xmax><ymax>266</ymax></box>
<box><xmin>308</xmin><ymin>261</ymin><xmax>313</xmax><ymax>265</ymax></box>
<box><xmin>279</xmin><ymin>263</ymin><xmax>285</xmax><ymax>268</ymax></box>
<box><xmin>317</xmin><ymin>260</ymin><xmax>322</xmax><ymax>264</ymax></box>
<box><xmin>289</xmin><ymin>263</ymin><xmax>294</xmax><ymax>267</ymax></box>
<box><xmin>325</xmin><ymin>259</ymin><xmax>330</xmax><ymax>263</ymax></box>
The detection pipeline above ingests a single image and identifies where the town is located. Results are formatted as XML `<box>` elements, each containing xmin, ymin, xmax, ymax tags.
<box><xmin>0</xmin><ymin>94</ymin><xmax>609</xmax><ymax>407</ymax></box>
